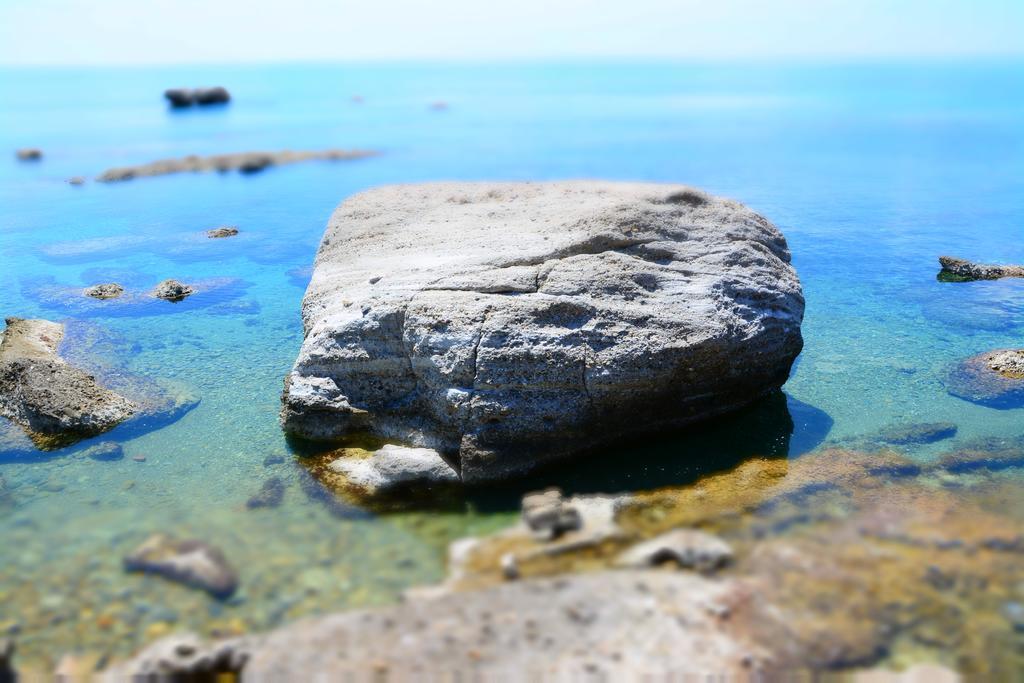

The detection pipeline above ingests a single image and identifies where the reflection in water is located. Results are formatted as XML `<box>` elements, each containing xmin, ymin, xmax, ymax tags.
<box><xmin>460</xmin><ymin>391</ymin><xmax>832</xmax><ymax>512</ymax></box>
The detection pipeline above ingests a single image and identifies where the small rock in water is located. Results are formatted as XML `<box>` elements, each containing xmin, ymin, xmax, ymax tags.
<box><xmin>262</xmin><ymin>454</ymin><xmax>286</xmax><ymax>466</ymax></box>
<box><xmin>246</xmin><ymin>477</ymin><xmax>285</xmax><ymax>509</ymax></box>
<box><xmin>938</xmin><ymin>255</ymin><xmax>1024</xmax><ymax>281</ymax></box>
<box><xmin>123</xmin><ymin>534</ymin><xmax>239</xmax><ymax>599</ymax></box>
<box><xmin>872</xmin><ymin>422</ymin><xmax>958</xmax><ymax>446</ymax></box>
<box><xmin>521</xmin><ymin>488</ymin><xmax>582</xmax><ymax>541</ymax></box>
<box><xmin>83</xmin><ymin>442</ymin><xmax>124</xmax><ymax>461</ymax></box>
<box><xmin>614</xmin><ymin>528</ymin><xmax>734</xmax><ymax>573</ymax></box>
<box><xmin>326</xmin><ymin>445</ymin><xmax>460</xmax><ymax>496</ymax></box>
<box><xmin>152</xmin><ymin>279</ymin><xmax>195</xmax><ymax>302</ymax></box>
<box><xmin>945</xmin><ymin>350</ymin><xmax>1024</xmax><ymax>409</ymax></box>
<box><xmin>132</xmin><ymin>454</ymin><xmax>147</xmax><ymax>462</ymax></box>
<box><xmin>15</xmin><ymin>148</ymin><xmax>42</xmax><ymax>161</ymax></box>
<box><xmin>429</xmin><ymin>101</ymin><xmax>449</xmax><ymax>111</ymax></box>
<box><xmin>206</xmin><ymin>226</ymin><xmax>239</xmax><ymax>239</ymax></box>
<box><xmin>83</xmin><ymin>283</ymin><xmax>125</xmax><ymax>300</ymax></box>
<box><xmin>67</xmin><ymin>176</ymin><xmax>85</xmax><ymax>186</ymax></box>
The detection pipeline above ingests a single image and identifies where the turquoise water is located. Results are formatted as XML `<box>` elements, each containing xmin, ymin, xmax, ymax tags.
<box><xmin>2</xmin><ymin>62</ymin><xmax>1024</xmax><ymax>667</ymax></box>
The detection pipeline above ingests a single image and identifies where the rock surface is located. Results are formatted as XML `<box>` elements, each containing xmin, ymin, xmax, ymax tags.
<box><xmin>123</xmin><ymin>534</ymin><xmax>239</xmax><ymax>599</ymax></box>
<box><xmin>0</xmin><ymin>318</ymin><xmax>136</xmax><ymax>448</ymax></box>
<box><xmin>0</xmin><ymin>638</ymin><xmax>14</xmax><ymax>683</ymax></box>
<box><xmin>614</xmin><ymin>528</ymin><xmax>734</xmax><ymax>572</ymax></box>
<box><xmin>83</xmin><ymin>282</ymin><xmax>124</xmax><ymax>299</ymax></box>
<box><xmin>325</xmin><ymin>444</ymin><xmax>459</xmax><ymax>496</ymax></box>
<box><xmin>97</xmin><ymin>149</ymin><xmax>378</xmax><ymax>182</ymax></box>
<box><xmin>206</xmin><ymin>226</ymin><xmax>239</xmax><ymax>238</ymax></box>
<box><xmin>104</xmin><ymin>571</ymin><xmax>779</xmax><ymax>679</ymax></box>
<box><xmin>281</xmin><ymin>182</ymin><xmax>804</xmax><ymax>482</ymax></box>
<box><xmin>938</xmin><ymin>256</ymin><xmax>1024</xmax><ymax>281</ymax></box>
<box><xmin>152</xmin><ymin>279</ymin><xmax>194</xmax><ymax>301</ymax></box>
<box><xmin>946</xmin><ymin>350</ymin><xmax>1024</xmax><ymax>409</ymax></box>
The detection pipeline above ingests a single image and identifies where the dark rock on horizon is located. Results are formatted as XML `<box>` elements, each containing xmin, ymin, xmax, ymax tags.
<box><xmin>15</xmin><ymin>148</ymin><xmax>42</xmax><ymax>161</ymax></box>
<box><xmin>164</xmin><ymin>87</ymin><xmax>230</xmax><ymax>107</ymax></box>
<box><xmin>97</xmin><ymin>149</ymin><xmax>378</xmax><ymax>182</ymax></box>
<box><xmin>124</xmin><ymin>533</ymin><xmax>239</xmax><ymax>599</ymax></box>
<box><xmin>281</xmin><ymin>182</ymin><xmax>804</xmax><ymax>483</ymax></box>
<box><xmin>945</xmin><ymin>349</ymin><xmax>1024</xmax><ymax>409</ymax></box>
<box><xmin>938</xmin><ymin>256</ymin><xmax>1024</xmax><ymax>282</ymax></box>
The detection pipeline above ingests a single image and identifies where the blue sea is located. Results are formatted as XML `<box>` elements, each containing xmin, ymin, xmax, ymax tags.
<box><xmin>2</xmin><ymin>62</ymin><xmax>1023</xmax><ymax>668</ymax></box>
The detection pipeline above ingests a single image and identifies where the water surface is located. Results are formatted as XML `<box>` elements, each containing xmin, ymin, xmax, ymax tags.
<box><xmin>1</xmin><ymin>61</ymin><xmax>1023</xmax><ymax>669</ymax></box>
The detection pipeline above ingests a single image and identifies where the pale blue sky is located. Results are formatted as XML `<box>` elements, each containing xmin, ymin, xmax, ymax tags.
<box><xmin>1</xmin><ymin>0</ymin><xmax>1022</xmax><ymax>65</ymax></box>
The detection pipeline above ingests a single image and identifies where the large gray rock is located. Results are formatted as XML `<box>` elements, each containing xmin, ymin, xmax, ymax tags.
<box><xmin>281</xmin><ymin>182</ymin><xmax>804</xmax><ymax>482</ymax></box>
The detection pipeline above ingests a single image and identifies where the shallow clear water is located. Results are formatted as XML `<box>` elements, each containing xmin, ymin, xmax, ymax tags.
<box><xmin>1</xmin><ymin>62</ymin><xmax>1023</xmax><ymax>668</ymax></box>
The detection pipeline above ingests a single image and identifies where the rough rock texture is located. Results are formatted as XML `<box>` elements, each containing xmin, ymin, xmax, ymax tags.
<box><xmin>97</xmin><ymin>149</ymin><xmax>378</xmax><ymax>182</ymax></box>
<box><xmin>0</xmin><ymin>318</ymin><xmax>136</xmax><ymax>448</ymax></box>
<box><xmin>152</xmin><ymin>279</ymin><xmax>194</xmax><ymax>301</ymax></box>
<box><xmin>103</xmin><ymin>571</ymin><xmax>780</xmax><ymax>680</ymax></box>
<box><xmin>614</xmin><ymin>528</ymin><xmax>734</xmax><ymax>572</ymax></box>
<box><xmin>206</xmin><ymin>226</ymin><xmax>239</xmax><ymax>238</ymax></box>
<box><xmin>282</xmin><ymin>182</ymin><xmax>804</xmax><ymax>482</ymax></box>
<box><xmin>939</xmin><ymin>256</ymin><xmax>1024</xmax><ymax>281</ymax></box>
<box><xmin>83</xmin><ymin>282</ymin><xmax>124</xmax><ymax>299</ymax></box>
<box><xmin>946</xmin><ymin>350</ymin><xmax>1024</xmax><ymax>409</ymax></box>
<box><xmin>326</xmin><ymin>444</ymin><xmax>459</xmax><ymax>496</ymax></box>
<box><xmin>123</xmin><ymin>534</ymin><xmax>239</xmax><ymax>599</ymax></box>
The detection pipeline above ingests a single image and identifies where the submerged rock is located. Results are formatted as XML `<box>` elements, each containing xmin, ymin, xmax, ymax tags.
<box><xmin>97</xmin><ymin>149</ymin><xmax>378</xmax><ymax>182</ymax></box>
<box><xmin>83</xmin><ymin>283</ymin><xmax>125</xmax><ymax>300</ymax></box>
<box><xmin>946</xmin><ymin>349</ymin><xmax>1024</xmax><ymax>409</ymax></box>
<box><xmin>206</xmin><ymin>226</ymin><xmax>238</xmax><ymax>239</ymax></box>
<box><xmin>67</xmin><ymin>176</ymin><xmax>85</xmax><ymax>186</ymax></box>
<box><xmin>936</xmin><ymin>435</ymin><xmax>1024</xmax><ymax>473</ymax></box>
<box><xmin>245</xmin><ymin>477</ymin><xmax>285</xmax><ymax>509</ymax></box>
<box><xmin>82</xmin><ymin>442</ymin><xmax>124</xmax><ymax>461</ymax></box>
<box><xmin>123</xmin><ymin>534</ymin><xmax>239</xmax><ymax>599</ymax></box>
<box><xmin>152</xmin><ymin>279</ymin><xmax>195</xmax><ymax>302</ymax></box>
<box><xmin>15</xmin><ymin>148</ymin><xmax>41</xmax><ymax>161</ymax></box>
<box><xmin>938</xmin><ymin>256</ymin><xmax>1024</xmax><ymax>281</ymax></box>
<box><xmin>324</xmin><ymin>445</ymin><xmax>459</xmax><ymax>497</ymax></box>
<box><xmin>614</xmin><ymin>528</ymin><xmax>733</xmax><ymax>572</ymax></box>
<box><xmin>0</xmin><ymin>318</ymin><xmax>136</xmax><ymax>448</ymax></box>
<box><xmin>838</xmin><ymin>422</ymin><xmax>958</xmax><ymax>450</ymax></box>
<box><xmin>282</xmin><ymin>182</ymin><xmax>804</xmax><ymax>483</ymax></box>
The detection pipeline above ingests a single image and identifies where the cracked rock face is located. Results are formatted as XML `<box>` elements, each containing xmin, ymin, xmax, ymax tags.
<box><xmin>281</xmin><ymin>182</ymin><xmax>804</xmax><ymax>482</ymax></box>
